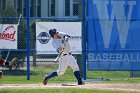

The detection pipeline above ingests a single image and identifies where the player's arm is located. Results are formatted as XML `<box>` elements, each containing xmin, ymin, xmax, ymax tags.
<box><xmin>56</xmin><ymin>47</ymin><xmax>64</xmax><ymax>53</ymax></box>
<box><xmin>52</xmin><ymin>40</ymin><xmax>64</xmax><ymax>53</ymax></box>
<box><xmin>61</xmin><ymin>35</ymin><xmax>70</xmax><ymax>44</ymax></box>
<box><xmin>63</xmin><ymin>35</ymin><xmax>70</xmax><ymax>42</ymax></box>
<box><xmin>57</xmin><ymin>32</ymin><xmax>70</xmax><ymax>43</ymax></box>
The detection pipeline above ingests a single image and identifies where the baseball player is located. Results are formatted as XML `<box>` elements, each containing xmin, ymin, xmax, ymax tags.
<box><xmin>0</xmin><ymin>53</ymin><xmax>17</xmax><ymax>69</ymax></box>
<box><xmin>43</xmin><ymin>29</ymin><xmax>84</xmax><ymax>85</ymax></box>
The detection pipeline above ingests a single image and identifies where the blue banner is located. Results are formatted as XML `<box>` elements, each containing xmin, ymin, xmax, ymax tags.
<box><xmin>88</xmin><ymin>0</ymin><xmax>140</xmax><ymax>70</ymax></box>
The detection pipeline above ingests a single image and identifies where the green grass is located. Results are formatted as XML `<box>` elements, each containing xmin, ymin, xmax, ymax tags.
<box><xmin>87</xmin><ymin>71</ymin><xmax>130</xmax><ymax>79</ymax></box>
<box><xmin>0</xmin><ymin>89</ymin><xmax>140</xmax><ymax>93</ymax></box>
<box><xmin>87</xmin><ymin>71</ymin><xmax>140</xmax><ymax>83</ymax></box>
<box><xmin>1</xmin><ymin>64</ymin><xmax>140</xmax><ymax>84</ymax></box>
<box><xmin>0</xmin><ymin>65</ymin><xmax>77</xmax><ymax>84</ymax></box>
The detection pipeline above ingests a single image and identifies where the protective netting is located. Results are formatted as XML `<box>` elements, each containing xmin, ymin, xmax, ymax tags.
<box><xmin>0</xmin><ymin>0</ymin><xmax>83</xmax><ymax>83</ymax></box>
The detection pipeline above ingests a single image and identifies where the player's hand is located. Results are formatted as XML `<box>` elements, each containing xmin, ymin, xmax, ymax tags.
<box><xmin>64</xmin><ymin>36</ymin><xmax>69</xmax><ymax>42</ymax></box>
<box><xmin>56</xmin><ymin>48</ymin><xmax>63</xmax><ymax>53</ymax></box>
<box><xmin>62</xmin><ymin>35</ymin><xmax>70</xmax><ymax>43</ymax></box>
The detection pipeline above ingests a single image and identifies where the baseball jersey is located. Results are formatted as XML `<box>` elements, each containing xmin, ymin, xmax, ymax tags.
<box><xmin>52</xmin><ymin>32</ymin><xmax>71</xmax><ymax>54</ymax></box>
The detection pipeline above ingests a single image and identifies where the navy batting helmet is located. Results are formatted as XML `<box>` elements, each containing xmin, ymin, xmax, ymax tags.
<box><xmin>49</xmin><ymin>29</ymin><xmax>57</xmax><ymax>37</ymax></box>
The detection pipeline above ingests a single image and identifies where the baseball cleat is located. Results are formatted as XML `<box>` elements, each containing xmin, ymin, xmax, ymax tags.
<box><xmin>43</xmin><ymin>75</ymin><xmax>49</xmax><ymax>85</ymax></box>
<box><xmin>78</xmin><ymin>81</ymin><xmax>85</xmax><ymax>85</ymax></box>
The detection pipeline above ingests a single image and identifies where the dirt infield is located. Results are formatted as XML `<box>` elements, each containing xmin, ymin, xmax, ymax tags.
<box><xmin>0</xmin><ymin>83</ymin><xmax>140</xmax><ymax>92</ymax></box>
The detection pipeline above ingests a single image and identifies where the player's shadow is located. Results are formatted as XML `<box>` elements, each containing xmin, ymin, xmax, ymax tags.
<box><xmin>1</xmin><ymin>70</ymin><xmax>37</xmax><ymax>76</ymax></box>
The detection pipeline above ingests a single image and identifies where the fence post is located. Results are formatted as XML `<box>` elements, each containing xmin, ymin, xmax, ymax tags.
<box><xmin>33</xmin><ymin>50</ymin><xmax>36</xmax><ymax>67</ymax></box>
<box><xmin>26</xmin><ymin>0</ymin><xmax>30</xmax><ymax>80</ymax></box>
<box><xmin>82</xmin><ymin>0</ymin><xmax>87</xmax><ymax>80</ymax></box>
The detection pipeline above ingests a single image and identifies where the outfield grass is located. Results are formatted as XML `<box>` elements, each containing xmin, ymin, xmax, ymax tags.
<box><xmin>0</xmin><ymin>65</ymin><xmax>77</xmax><ymax>84</ymax></box>
<box><xmin>0</xmin><ymin>64</ymin><xmax>140</xmax><ymax>84</ymax></box>
<box><xmin>0</xmin><ymin>89</ymin><xmax>140</xmax><ymax>93</ymax></box>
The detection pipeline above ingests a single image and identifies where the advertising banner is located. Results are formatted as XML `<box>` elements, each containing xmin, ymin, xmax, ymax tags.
<box><xmin>36</xmin><ymin>22</ymin><xmax>82</xmax><ymax>54</ymax></box>
<box><xmin>88</xmin><ymin>0</ymin><xmax>140</xmax><ymax>70</ymax></box>
<box><xmin>0</xmin><ymin>24</ymin><xmax>17</xmax><ymax>49</ymax></box>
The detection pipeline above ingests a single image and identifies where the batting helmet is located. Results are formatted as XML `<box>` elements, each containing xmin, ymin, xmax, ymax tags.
<box><xmin>49</xmin><ymin>29</ymin><xmax>57</xmax><ymax>37</ymax></box>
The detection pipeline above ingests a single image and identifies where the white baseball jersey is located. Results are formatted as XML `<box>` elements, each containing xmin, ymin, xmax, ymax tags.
<box><xmin>51</xmin><ymin>32</ymin><xmax>80</xmax><ymax>76</ymax></box>
<box><xmin>52</xmin><ymin>32</ymin><xmax>71</xmax><ymax>54</ymax></box>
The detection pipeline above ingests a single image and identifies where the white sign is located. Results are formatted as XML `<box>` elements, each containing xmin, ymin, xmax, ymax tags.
<box><xmin>36</xmin><ymin>22</ymin><xmax>82</xmax><ymax>54</ymax></box>
<box><xmin>0</xmin><ymin>24</ymin><xmax>17</xmax><ymax>49</ymax></box>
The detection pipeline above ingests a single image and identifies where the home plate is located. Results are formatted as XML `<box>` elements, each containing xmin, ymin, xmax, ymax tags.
<box><xmin>62</xmin><ymin>83</ymin><xmax>77</xmax><ymax>86</ymax></box>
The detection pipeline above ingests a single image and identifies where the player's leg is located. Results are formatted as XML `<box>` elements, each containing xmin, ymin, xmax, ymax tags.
<box><xmin>43</xmin><ymin>56</ymin><xmax>69</xmax><ymax>85</ymax></box>
<box><xmin>57</xmin><ymin>58</ymin><xmax>68</xmax><ymax>76</ymax></box>
<box><xmin>0</xmin><ymin>71</ymin><xmax>3</xmax><ymax>79</ymax></box>
<box><xmin>43</xmin><ymin>71</ymin><xmax>58</xmax><ymax>85</ymax></box>
<box><xmin>69</xmin><ymin>55</ymin><xmax>84</xmax><ymax>85</ymax></box>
